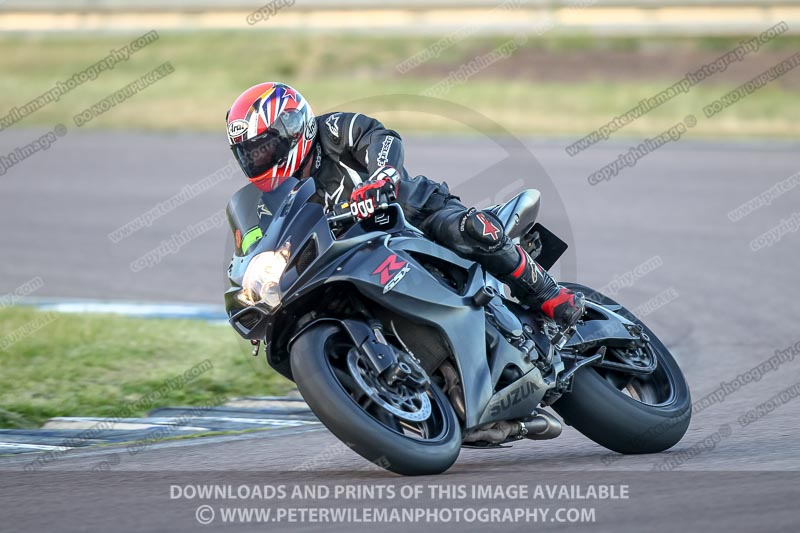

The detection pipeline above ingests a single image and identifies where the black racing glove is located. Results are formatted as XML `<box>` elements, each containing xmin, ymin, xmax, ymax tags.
<box><xmin>349</xmin><ymin>166</ymin><xmax>399</xmax><ymax>220</ymax></box>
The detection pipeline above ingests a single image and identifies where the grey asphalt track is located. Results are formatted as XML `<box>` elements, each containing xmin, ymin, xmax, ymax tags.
<box><xmin>1</xmin><ymin>130</ymin><xmax>799</xmax><ymax>531</ymax></box>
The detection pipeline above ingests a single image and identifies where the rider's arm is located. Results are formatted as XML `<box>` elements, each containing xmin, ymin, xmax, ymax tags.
<box><xmin>342</xmin><ymin>113</ymin><xmax>405</xmax><ymax>184</ymax></box>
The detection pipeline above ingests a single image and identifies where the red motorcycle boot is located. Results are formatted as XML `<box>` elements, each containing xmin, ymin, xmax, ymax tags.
<box><xmin>502</xmin><ymin>245</ymin><xmax>585</xmax><ymax>329</ymax></box>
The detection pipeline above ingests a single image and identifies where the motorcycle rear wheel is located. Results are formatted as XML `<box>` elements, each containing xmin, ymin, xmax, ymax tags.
<box><xmin>552</xmin><ymin>283</ymin><xmax>692</xmax><ymax>455</ymax></box>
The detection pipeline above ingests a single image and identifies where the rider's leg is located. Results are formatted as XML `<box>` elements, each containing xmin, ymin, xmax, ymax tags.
<box><xmin>398</xmin><ymin>176</ymin><xmax>584</xmax><ymax>328</ymax></box>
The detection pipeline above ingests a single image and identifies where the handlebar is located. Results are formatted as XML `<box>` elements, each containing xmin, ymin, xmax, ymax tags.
<box><xmin>326</xmin><ymin>211</ymin><xmax>357</xmax><ymax>223</ymax></box>
<box><xmin>326</xmin><ymin>193</ymin><xmax>393</xmax><ymax>223</ymax></box>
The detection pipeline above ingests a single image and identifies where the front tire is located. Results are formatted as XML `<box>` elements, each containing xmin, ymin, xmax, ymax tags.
<box><xmin>552</xmin><ymin>283</ymin><xmax>691</xmax><ymax>455</ymax></box>
<box><xmin>290</xmin><ymin>324</ymin><xmax>462</xmax><ymax>475</ymax></box>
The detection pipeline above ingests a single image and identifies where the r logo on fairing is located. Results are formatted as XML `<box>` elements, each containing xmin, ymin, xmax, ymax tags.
<box><xmin>372</xmin><ymin>254</ymin><xmax>411</xmax><ymax>293</ymax></box>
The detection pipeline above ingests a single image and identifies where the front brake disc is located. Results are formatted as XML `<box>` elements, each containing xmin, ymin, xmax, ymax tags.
<box><xmin>346</xmin><ymin>349</ymin><xmax>432</xmax><ymax>422</ymax></box>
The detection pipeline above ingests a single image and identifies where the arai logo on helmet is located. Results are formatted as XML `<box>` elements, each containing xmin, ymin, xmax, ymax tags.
<box><xmin>227</xmin><ymin>119</ymin><xmax>249</xmax><ymax>141</ymax></box>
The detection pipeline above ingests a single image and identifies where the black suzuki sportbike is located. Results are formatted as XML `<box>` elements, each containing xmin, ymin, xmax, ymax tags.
<box><xmin>224</xmin><ymin>177</ymin><xmax>691</xmax><ymax>475</ymax></box>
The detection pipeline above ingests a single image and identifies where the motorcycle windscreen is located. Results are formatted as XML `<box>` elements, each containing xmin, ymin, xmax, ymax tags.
<box><xmin>226</xmin><ymin>177</ymin><xmax>298</xmax><ymax>256</ymax></box>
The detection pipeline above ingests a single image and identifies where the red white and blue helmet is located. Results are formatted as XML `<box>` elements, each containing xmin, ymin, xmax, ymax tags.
<box><xmin>226</xmin><ymin>82</ymin><xmax>316</xmax><ymax>192</ymax></box>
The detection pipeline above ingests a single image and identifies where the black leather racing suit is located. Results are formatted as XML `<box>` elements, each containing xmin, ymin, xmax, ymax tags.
<box><xmin>307</xmin><ymin>112</ymin><xmax>578</xmax><ymax>321</ymax></box>
<box><xmin>310</xmin><ymin>112</ymin><xmax>516</xmax><ymax>273</ymax></box>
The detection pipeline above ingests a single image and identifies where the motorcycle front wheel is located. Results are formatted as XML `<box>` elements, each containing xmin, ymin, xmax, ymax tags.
<box><xmin>290</xmin><ymin>323</ymin><xmax>462</xmax><ymax>475</ymax></box>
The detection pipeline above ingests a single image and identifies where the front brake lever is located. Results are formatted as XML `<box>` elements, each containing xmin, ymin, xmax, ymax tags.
<box><xmin>377</xmin><ymin>190</ymin><xmax>395</xmax><ymax>212</ymax></box>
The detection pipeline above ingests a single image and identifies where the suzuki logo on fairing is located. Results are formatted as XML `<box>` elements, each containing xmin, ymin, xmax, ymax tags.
<box><xmin>372</xmin><ymin>254</ymin><xmax>411</xmax><ymax>293</ymax></box>
<box><xmin>489</xmin><ymin>381</ymin><xmax>538</xmax><ymax>417</ymax></box>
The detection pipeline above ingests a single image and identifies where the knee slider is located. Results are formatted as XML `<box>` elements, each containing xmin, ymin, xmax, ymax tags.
<box><xmin>460</xmin><ymin>208</ymin><xmax>506</xmax><ymax>252</ymax></box>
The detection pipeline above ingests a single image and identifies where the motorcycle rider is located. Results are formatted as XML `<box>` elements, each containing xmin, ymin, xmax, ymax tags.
<box><xmin>226</xmin><ymin>82</ymin><xmax>584</xmax><ymax>328</ymax></box>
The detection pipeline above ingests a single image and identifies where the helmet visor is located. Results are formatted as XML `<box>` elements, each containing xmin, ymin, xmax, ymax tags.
<box><xmin>231</xmin><ymin>109</ymin><xmax>306</xmax><ymax>181</ymax></box>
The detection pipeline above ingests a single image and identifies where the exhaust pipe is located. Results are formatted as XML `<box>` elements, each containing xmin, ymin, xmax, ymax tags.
<box><xmin>521</xmin><ymin>409</ymin><xmax>562</xmax><ymax>440</ymax></box>
<box><xmin>462</xmin><ymin>410</ymin><xmax>563</xmax><ymax>444</ymax></box>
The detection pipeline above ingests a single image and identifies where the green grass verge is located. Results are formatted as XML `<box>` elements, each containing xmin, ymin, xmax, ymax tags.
<box><xmin>0</xmin><ymin>307</ymin><xmax>293</xmax><ymax>429</ymax></box>
<box><xmin>1</xmin><ymin>31</ymin><xmax>799</xmax><ymax>139</ymax></box>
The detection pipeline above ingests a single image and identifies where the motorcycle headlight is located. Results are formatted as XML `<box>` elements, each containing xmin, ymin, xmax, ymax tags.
<box><xmin>236</xmin><ymin>242</ymin><xmax>291</xmax><ymax>308</ymax></box>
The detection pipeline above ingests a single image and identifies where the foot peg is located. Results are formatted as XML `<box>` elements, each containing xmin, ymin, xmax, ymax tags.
<box><xmin>560</xmin><ymin>346</ymin><xmax>606</xmax><ymax>383</ymax></box>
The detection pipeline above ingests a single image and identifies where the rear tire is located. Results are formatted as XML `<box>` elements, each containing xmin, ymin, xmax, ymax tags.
<box><xmin>552</xmin><ymin>283</ymin><xmax>691</xmax><ymax>454</ymax></box>
<box><xmin>290</xmin><ymin>324</ymin><xmax>462</xmax><ymax>475</ymax></box>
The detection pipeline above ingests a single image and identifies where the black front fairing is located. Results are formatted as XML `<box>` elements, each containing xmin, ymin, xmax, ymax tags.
<box><xmin>223</xmin><ymin>179</ymin><xmax>658</xmax><ymax>430</ymax></box>
<box><xmin>224</xmin><ymin>178</ymin><xmax>523</xmax><ymax>428</ymax></box>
